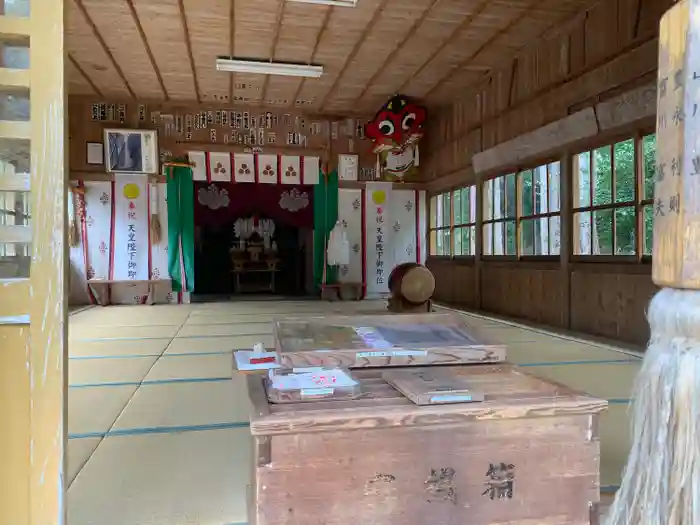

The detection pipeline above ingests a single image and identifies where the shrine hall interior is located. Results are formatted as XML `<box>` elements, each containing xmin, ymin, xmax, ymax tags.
<box><xmin>0</xmin><ymin>0</ymin><xmax>678</xmax><ymax>523</ymax></box>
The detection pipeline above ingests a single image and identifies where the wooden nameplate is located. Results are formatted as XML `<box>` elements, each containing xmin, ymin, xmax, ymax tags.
<box><xmin>382</xmin><ymin>368</ymin><xmax>485</xmax><ymax>405</ymax></box>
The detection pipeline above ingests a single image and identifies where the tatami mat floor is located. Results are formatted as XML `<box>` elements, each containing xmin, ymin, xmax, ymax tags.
<box><xmin>67</xmin><ymin>300</ymin><xmax>637</xmax><ymax>525</ymax></box>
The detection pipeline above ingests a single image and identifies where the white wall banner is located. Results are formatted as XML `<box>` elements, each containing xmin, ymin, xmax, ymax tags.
<box><xmin>389</xmin><ymin>189</ymin><xmax>418</xmax><ymax>267</ymax></box>
<box><xmin>337</xmin><ymin>188</ymin><xmax>363</xmax><ymax>284</ymax></box>
<box><xmin>364</xmin><ymin>182</ymin><xmax>393</xmax><ymax>296</ymax></box>
<box><xmin>208</xmin><ymin>152</ymin><xmax>232</xmax><ymax>182</ymax></box>
<box><xmin>112</xmin><ymin>176</ymin><xmax>149</xmax><ymax>281</ymax></box>
<box><xmin>189</xmin><ymin>151</ymin><xmax>207</xmax><ymax>181</ymax></box>
<box><xmin>83</xmin><ymin>181</ymin><xmax>113</xmax><ymax>281</ymax></box>
<box><xmin>418</xmin><ymin>190</ymin><xmax>427</xmax><ymax>264</ymax></box>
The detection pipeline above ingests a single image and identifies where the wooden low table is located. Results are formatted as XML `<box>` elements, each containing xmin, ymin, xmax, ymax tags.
<box><xmin>86</xmin><ymin>279</ymin><xmax>171</xmax><ymax>306</ymax></box>
<box><xmin>246</xmin><ymin>363</ymin><xmax>607</xmax><ymax>525</ymax></box>
<box><xmin>232</xmin><ymin>268</ymin><xmax>280</xmax><ymax>294</ymax></box>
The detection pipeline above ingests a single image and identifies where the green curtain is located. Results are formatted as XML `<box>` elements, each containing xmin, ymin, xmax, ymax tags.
<box><xmin>313</xmin><ymin>169</ymin><xmax>339</xmax><ymax>290</ymax></box>
<box><xmin>166</xmin><ymin>166</ymin><xmax>195</xmax><ymax>292</ymax></box>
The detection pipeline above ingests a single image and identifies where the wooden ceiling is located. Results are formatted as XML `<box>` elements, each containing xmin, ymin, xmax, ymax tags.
<box><xmin>66</xmin><ymin>0</ymin><xmax>600</xmax><ymax>114</ymax></box>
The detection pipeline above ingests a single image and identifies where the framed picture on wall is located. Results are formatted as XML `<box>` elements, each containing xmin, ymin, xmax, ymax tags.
<box><xmin>86</xmin><ymin>142</ymin><xmax>104</xmax><ymax>165</ymax></box>
<box><xmin>104</xmin><ymin>128</ymin><xmax>158</xmax><ymax>174</ymax></box>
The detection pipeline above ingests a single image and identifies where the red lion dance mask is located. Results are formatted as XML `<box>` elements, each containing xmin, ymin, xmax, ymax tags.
<box><xmin>365</xmin><ymin>94</ymin><xmax>427</xmax><ymax>152</ymax></box>
<box><xmin>365</xmin><ymin>94</ymin><xmax>427</xmax><ymax>180</ymax></box>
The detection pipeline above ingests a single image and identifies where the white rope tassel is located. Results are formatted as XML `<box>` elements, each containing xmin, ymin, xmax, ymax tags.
<box><xmin>606</xmin><ymin>287</ymin><xmax>700</xmax><ymax>525</ymax></box>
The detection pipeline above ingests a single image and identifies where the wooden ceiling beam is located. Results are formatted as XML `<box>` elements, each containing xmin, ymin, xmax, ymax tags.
<box><xmin>393</xmin><ymin>0</ymin><xmax>491</xmax><ymax>96</ymax></box>
<box><xmin>318</xmin><ymin>0</ymin><xmax>391</xmax><ymax>111</ymax></box>
<box><xmin>229</xmin><ymin>0</ymin><xmax>236</xmax><ymax>103</ymax></box>
<box><xmin>177</xmin><ymin>0</ymin><xmax>201</xmax><ymax>103</ymax></box>
<box><xmin>291</xmin><ymin>5</ymin><xmax>333</xmax><ymax>107</ymax></box>
<box><xmin>352</xmin><ymin>0</ymin><xmax>441</xmax><ymax>106</ymax></box>
<box><xmin>125</xmin><ymin>0</ymin><xmax>169</xmax><ymax>100</ymax></box>
<box><xmin>424</xmin><ymin>0</ymin><xmax>544</xmax><ymax>99</ymax></box>
<box><xmin>260</xmin><ymin>0</ymin><xmax>287</xmax><ymax>104</ymax></box>
<box><xmin>67</xmin><ymin>53</ymin><xmax>103</xmax><ymax>97</ymax></box>
<box><xmin>72</xmin><ymin>0</ymin><xmax>136</xmax><ymax>98</ymax></box>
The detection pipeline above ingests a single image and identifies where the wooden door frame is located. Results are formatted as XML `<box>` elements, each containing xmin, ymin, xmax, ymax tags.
<box><xmin>0</xmin><ymin>2</ymin><xmax>68</xmax><ymax>524</ymax></box>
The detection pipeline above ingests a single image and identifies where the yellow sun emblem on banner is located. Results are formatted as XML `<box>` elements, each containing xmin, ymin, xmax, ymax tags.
<box><xmin>123</xmin><ymin>183</ymin><xmax>140</xmax><ymax>200</ymax></box>
<box><xmin>372</xmin><ymin>190</ymin><xmax>386</xmax><ymax>205</ymax></box>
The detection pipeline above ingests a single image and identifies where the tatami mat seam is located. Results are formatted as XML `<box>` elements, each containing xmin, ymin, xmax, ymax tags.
<box><xmin>69</xmin><ymin>310</ymin><xmax>193</xmax><ymax>487</ymax></box>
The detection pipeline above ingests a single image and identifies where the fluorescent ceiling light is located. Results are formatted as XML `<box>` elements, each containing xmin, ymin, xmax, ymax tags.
<box><xmin>216</xmin><ymin>58</ymin><xmax>323</xmax><ymax>78</ymax></box>
<box><xmin>287</xmin><ymin>0</ymin><xmax>357</xmax><ymax>6</ymax></box>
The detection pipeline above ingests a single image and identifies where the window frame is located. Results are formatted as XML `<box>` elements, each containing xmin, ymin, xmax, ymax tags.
<box><xmin>570</xmin><ymin>129</ymin><xmax>654</xmax><ymax>263</ymax></box>
<box><xmin>428</xmin><ymin>185</ymin><xmax>477</xmax><ymax>259</ymax></box>
<box><xmin>481</xmin><ymin>155</ymin><xmax>562</xmax><ymax>261</ymax></box>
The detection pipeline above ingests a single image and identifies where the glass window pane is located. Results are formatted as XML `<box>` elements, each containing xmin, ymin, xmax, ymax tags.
<box><xmin>454</xmin><ymin>225</ymin><xmax>463</xmax><ymax>255</ymax></box>
<box><xmin>534</xmin><ymin>217</ymin><xmax>550</xmax><ymax>255</ymax></box>
<box><xmin>643</xmin><ymin>134</ymin><xmax>656</xmax><ymax>200</ymax></box>
<box><xmin>643</xmin><ymin>204</ymin><xmax>653</xmax><ymax>255</ymax></box>
<box><xmin>549</xmin><ymin>216</ymin><xmax>561</xmax><ymax>255</ymax></box>
<box><xmin>614</xmin><ymin>139</ymin><xmax>635</xmax><ymax>203</ymax></box>
<box><xmin>505</xmin><ymin>221</ymin><xmax>516</xmax><ymax>255</ymax></box>
<box><xmin>0</xmin><ymin>242</ymin><xmax>30</xmax><ymax>278</ymax></box>
<box><xmin>3</xmin><ymin>0</ymin><xmax>30</xmax><ymax>17</ymax></box>
<box><xmin>483</xmin><ymin>180</ymin><xmax>493</xmax><ymax>221</ymax></box>
<box><xmin>593</xmin><ymin>145</ymin><xmax>612</xmax><ymax>205</ymax></box>
<box><xmin>429</xmin><ymin>196</ymin><xmax>437</xmax><ymax>229</ymax></box>
<box><xmin>493</xmin><ymin>221</ymin><xmax>504</xmax><ymax>255</ymax></box>
<box><xmin>575</xmin><ymin>152</ymin><xmax>591</xmax><ymax>208</ymax></box>
<box><xmin>441</xmin><ymin>193</ymin><xmax>451</xmax><ymax>228</ymax></box>
<box><xmin>461</xmin><ymin>226</ymin><xmax>473</xmax><ymax>256</ymax></box>
<box><xmin>435</xmin><ymin>229</ymin><xmax>443</xmax><ymax>255</ymax></box>
<box><xmin>429</xmin><ymin>230</ymin><xmax>437</xmax><ymax>254</ymax></box>
<box><xmin>469</xmin><ymin>185</ymin><xmax>477</xmax><ymax>223</ymax></box>
<box><xmin>493</xmin><ymin>177</ymin><xmax>505</xmax><ymax>220</ymax></box>
<box><xmin>574</xmin><ymin>211</ymin><xmax>592</xmax><ymax>255</ymax></box>
<box><xmin>442</xmin><ymin>229</ymin><xmax>451</xmax><ymax>256</ymax></box>
<box><xmin>534</xmin><ymin>165</ymin><xmax>548</xmax><ymax>214</ymax></box>
<box><xmin>505</xmin><ymin>173</ymin><xmax>516</xmax><ymax>218</ymax></box>
<box><xmin>520</xmin><ymin>170</ymin><xmax>533</xmax><ymax>216</ymax></box>
<box><xmin>2</xmin><ymin>42</ymin><xmax>29</xmax><ymax>69</ymax></box>
<box><xmin>615</xmin><ymin>206</ymin><xmax>636</xmax><ymax>255</ymax></box>
<box><xmin>461</xmin><ymin>187</ymin><xmax>471</xmax><ymax>225</ymax></box>
<box><xmin>483</xmin><ymin>223</ymin><xmax>493</xmax><ymax>255</ymax></box>
<box><xmin>593</xmin><ymin>208</ymin><xmax>613</xmax><ymax>255</ymax></box>
<box><xmin>453</xmin><ymin>188</ymin><xmax>463</xmax><ymax>225</ymax></box>
<box><xmin>520</xmin><ymin>219</ymin><xmax>534</xmax><ymax>255</ymax></box>
<box><xmin>548</xmin><ymin>162</ymin><xmax>561</xmax><ymax>212</ymax></box>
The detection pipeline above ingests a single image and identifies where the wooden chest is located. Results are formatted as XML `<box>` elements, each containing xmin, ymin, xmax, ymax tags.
<box><xmin>271</xmin><ymin>313</ymin><xmax>506</xmax><ymax>369</ymax></box>
<box><xmin>246</xmin><ymin>364</ymin><xmax>607</xmax><ymax>525</ymax></box>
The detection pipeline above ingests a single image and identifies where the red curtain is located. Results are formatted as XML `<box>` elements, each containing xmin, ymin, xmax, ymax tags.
<box><xmin>193</xmin><ymin>182</ymin><xmax>314</xmax><ymax>229</ymax></box>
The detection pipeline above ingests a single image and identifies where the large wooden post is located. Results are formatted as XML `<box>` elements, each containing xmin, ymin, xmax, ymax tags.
<box><xmin>606</xmin><ymin>1</ymin><xmax>700</xmax><ymax>523</ymax></box>
<box><xmin>0</xmin><ymin>2</ymin><xmax>67</xmax><ymax>525</ymax></box>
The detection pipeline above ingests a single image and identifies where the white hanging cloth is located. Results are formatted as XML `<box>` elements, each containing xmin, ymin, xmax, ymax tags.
<box><xmin>326</xmin><ymin>220</ymin><xmax>350</xmax><ymax>266</ymax></box>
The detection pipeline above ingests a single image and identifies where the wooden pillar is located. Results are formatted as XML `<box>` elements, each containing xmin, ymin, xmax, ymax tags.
<box><xmin>559</xmin><ymin>152</ymin><xmax>572</xmax><ymax>329</ymax></box>
<box><xmin>0</xmin><ymin>2</ymin><xmax>67</xmax><ymax>525</ymax></box>
<box><xmin>606</xmin><ymin>1</ymin><xmax>700</xmax><ymax>523</ymax></box>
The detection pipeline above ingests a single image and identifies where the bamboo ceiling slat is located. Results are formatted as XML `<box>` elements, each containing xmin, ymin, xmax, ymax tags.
<box><xmin>183</xmin><ymin>0</ymin><xmax>231</xmax><ymax>103</ymax></box>
<box><xmin>65</xmin><ymin>0</ymin><xmax>601</xmax><ymax>113</ymax></box>
<box><xmin>66</xmin><ymin>56</ymin><xmax>97</xmax><ymax>95</ymax></box>
<box><xmin>132</xmin><ymin>0</ymin><xmax>197</xmax><ymax>100</ymax></box>
<box><xmin>233</xmin><ymin>0</ymin><xmax>282</xmax><ymax>105</ymax></box>
<box><xmin>295</xmin><ymin>0</ymin><xmax>383</xmax><ymax>110</ymax></box>
<box><xmin>66</xmin><ymin>0</ymin><xmax>131</xmax><ymax>98</ymax></box>
<box><xmin>78</xmin><ymin>0</ymin><xmax>163</xmax><ymax>99</ymax></box>
<box><xmin>267</xmin><ymin>2</ymin><xmax>330</xmax><ymax>106</ymax></box>
<box><xmin>323</xmin><ymin>0</ymin><xmax>433</xmax><ymax>111</ymax></box>
<box><xmin>360</xmin><ymin>0</ymin><xmax>490</xmax><ymax>111</ymax></box>
<box><xmin>402</xmin><ymin>2</ymin><xmax>534</xmax><ymax>99</ymax></box>
<box><xmin>428</xmin><ymin>0</ymin><xmax>582</xmax><ymax>102</ymax></box>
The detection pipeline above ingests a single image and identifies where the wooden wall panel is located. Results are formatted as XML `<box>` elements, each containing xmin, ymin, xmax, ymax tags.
<box><xmin>570</xmin><ymin>267</ymin><xmax>657</xmax><ymax>346</ymax></box>
<box><xmin>68</xmin><ymin>96</ymin><xmax>376</xmax><ymax>178</ymax></box>
<box><xmin>422</xmin><ymin>0</ymin><xmax>673</xmax><ymax>348</ymax></box>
